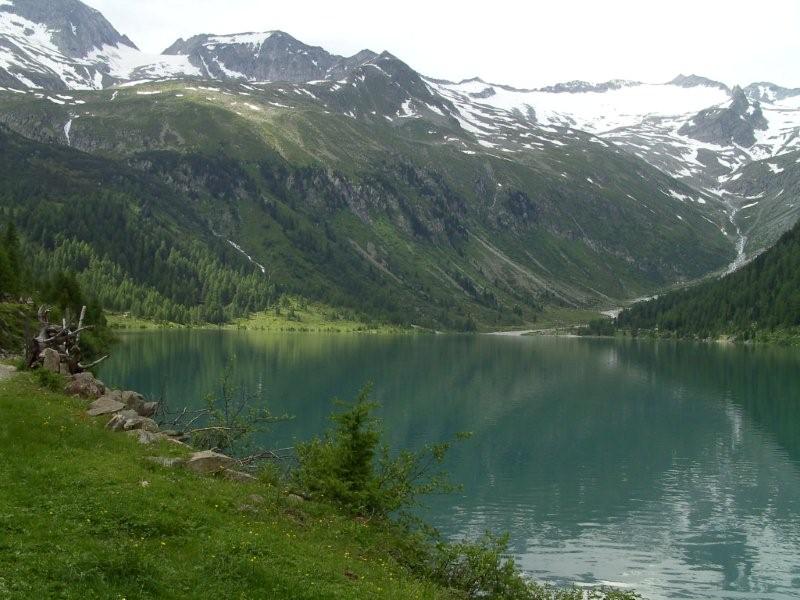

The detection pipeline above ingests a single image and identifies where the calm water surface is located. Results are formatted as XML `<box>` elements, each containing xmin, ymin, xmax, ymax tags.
<box><xmin>100</xmin><ymin>332</ymin><xmax>800</xmax><ymax>600</ymax></box>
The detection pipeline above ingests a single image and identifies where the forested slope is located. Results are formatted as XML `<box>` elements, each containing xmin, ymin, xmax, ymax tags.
<box><xmin>617</xmin><ymin>220</ymin><xmax>800</xmax><ymax>339</ymax></box>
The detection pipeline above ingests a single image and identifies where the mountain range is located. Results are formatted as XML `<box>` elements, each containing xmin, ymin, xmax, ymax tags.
<box><xmin>0</xmin><ymin>0</ymin><xmax>798</xmax><ymax>328</ymax></box>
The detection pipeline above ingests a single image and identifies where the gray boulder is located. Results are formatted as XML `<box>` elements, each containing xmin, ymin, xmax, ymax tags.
<box><xmin>121</xmin><ymin>391</ymin><xmax>146</xmax><ymax>414</ymax></box>
<box><xmin>139</xmin><ymin>402</ymin><xmax>159</xmax><ymax>418</ymax></box>
<box><xmin>65</xmin><ymin>372</ymin><xmax>106</xmax><ymax>400</ymax></box>
<box><xmin>105</xmin><ymin>410</ymin><xmax>139</xmax><ymax>431</ymax></box>
<box><xmin>185</xmin><ymin>450</ymin><xmax>236</xmax><ymax>474</ymax></box>
<box><xmin>41</xmin><ymin>348</ymin><xmax>61</xmax><ymax>373</ymax></box>
<box><xmin>122</xmin><ymin>416</ymin><xmax>159</xmax><ymax>433</ymax></box>
<box><xmin>222</xmin><ymin>469</ymin><xmax>257</xmax><ymax>483</ymax></box>
<box><xmin>87</xmin><ymin>395</ymin><xmax>125</xmax><ymax>417</ymax></box>
<box><xmin>127</xmin><ymin>430</ymin><xmax>167</xmax><ymax>445</ymax></box>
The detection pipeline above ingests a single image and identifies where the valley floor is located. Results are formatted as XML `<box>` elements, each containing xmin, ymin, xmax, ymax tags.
<box><xmin>107</xmin><ymin>299</ymin><xmax>420</xmax><ymax>335</ymax></box>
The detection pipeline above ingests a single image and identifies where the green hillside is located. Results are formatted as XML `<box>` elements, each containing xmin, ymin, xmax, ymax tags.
<box><xmin>0</xmin><ymin>75</ymin><xmax>737</xmax><ymax>330</ymax></box>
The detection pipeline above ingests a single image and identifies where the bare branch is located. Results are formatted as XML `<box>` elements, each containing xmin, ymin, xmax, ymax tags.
<box><xmin>77</xmin><ymin>355</ymin><xmax>108</xmax><ymax>370</ymax></box>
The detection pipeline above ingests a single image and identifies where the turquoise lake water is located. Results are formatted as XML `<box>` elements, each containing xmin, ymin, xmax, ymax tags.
<box><xmin>100</xmin><ymin>331</ymin><xmax>800</xmax><ymax>599</ymax></box>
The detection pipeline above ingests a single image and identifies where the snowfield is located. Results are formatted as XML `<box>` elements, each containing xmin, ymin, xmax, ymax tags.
<box><xmin>433</xmin><ymin>79</ymin><xmax>730</xmax><ymax>133</ymax></box>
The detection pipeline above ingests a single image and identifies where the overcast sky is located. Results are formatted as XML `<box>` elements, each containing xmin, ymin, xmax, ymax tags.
<box><xmin>85</xmin><ymin>0</ymin><xmax>800</xmax><ymax>88</ymax></box>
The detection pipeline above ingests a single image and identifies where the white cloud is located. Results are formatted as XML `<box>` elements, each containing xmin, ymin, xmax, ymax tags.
<box><xmin>84</xmin><ymin>0</ymin><xmax>800</xmax><ymax>88</ymax></box>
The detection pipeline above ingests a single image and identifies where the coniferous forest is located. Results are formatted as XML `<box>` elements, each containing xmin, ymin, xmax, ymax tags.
<box><xmin>617</xmin><ymin>220</ymin><xmax>800</xmax><ymax>339</ymax></box>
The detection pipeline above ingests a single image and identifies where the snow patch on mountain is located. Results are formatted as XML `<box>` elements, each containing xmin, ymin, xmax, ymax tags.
<box><xmin>433</xmin><ymin>79</ymin><xmax>730</xmax><ymax>133</ymax></box>
<box><xmin>206</xmin><ymin>32</ymin><xmax>274</xmax><ymax>47</ymax></box>
<box><xmin>85</xmin><ymin>43</ymin><xmax>199</xmax><ymax>80</ymax></box>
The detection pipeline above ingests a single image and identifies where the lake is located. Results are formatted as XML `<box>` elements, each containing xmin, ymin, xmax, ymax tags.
<box><xmin>100</xmin><ymin>331</ymin><xmax>800</xmax><ymax>600</ymax></box>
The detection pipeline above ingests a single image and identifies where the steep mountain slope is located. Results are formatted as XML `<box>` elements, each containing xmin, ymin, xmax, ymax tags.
<box><xmin>162</xmin><ymin>31</ymin><xmax>377</xmax><ymax>83</ymax></box>
<box><xmin>0</xmin><ymin>124</ymin><xmax>273</xmax><ymax>323</ymax></box>
<box><xmin>723</xmin><ymin>150</ymin><xmax>800</xmax><ymax>260</ymax></box>
<box><xmin>0</xmin><ymin>71</ymin><xmax>736</xmax><ymax>327</ymax></box>
<box><xmin>617</xmin><ymin>216</ymin><xmax>800</xmax><ymax>339</ymax></box>
<box><xmin>0</xmin><ymin>0</ymin><xmax>196</xmax><ymax>89</ymax></box>
<box><xmin>433</xmin><ymin>76</ymin><xmax>800</xmax><ymax>260</ymax></box>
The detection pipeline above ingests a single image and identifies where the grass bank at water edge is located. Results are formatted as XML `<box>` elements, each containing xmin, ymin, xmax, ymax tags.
<box><xmin>0</xmin><ymin>373</ymin><xmax>448</xmax><ymax>599</ymax></box>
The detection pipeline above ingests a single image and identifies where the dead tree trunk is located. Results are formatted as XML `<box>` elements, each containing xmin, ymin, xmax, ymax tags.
<box><xmin>26</xmin><ymin>305</ymin><xmax>108</xmax><ymax>374</ymax></box>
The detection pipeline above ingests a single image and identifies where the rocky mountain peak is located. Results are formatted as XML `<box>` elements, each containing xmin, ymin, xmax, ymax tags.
<box><xmin>744</xmin><ymin>81</ymin><xmax>800</xmax><ymax>103</ymax></box>
<box><xmin>730</xmin><ymin>85</ymin><xmax>749</xmax><ymax>111</ymax></box>
<box><xmin>538</xmin><ymin>79</ymin><xmax>640</xmax><ymax>94</ymax></box>
<box><xmin>679</xmin><ymin>82</ymin><xmax>768</xmax><ymax>147</ymax></box>
<box><xmin>669</xmin><ymin>74</ymin><xmax>730</xmax><ymax>93</ymax></box>
<box><xmin>162</xmin><ymin>30</ymin><xmax>379</xmax><ymax>83</ymax></box>
<box><xmin>0</xmin><ymin>0</ymin><xmax>141</xmax><ymax>89</ymax></box>
<box><xmin>1</xmin><ymin>0</ymin><xmax>136</xmax><ymax>57</ymax></box>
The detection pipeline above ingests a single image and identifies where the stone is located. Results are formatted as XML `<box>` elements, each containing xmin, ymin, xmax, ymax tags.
<box><xmin>121</xmin><ymin>390</ymin><xmax>146</xmax><ymax>414</ymax></box>
<box><xmin>146</xmin><ymin>456</ymin><xmax>185</xmax><ymax>468</ymax></box>
<box><xmin>161</xmin><ymin>430</ymin><xmax>191</xmax><ymax>443</ymax></box>
<box><xmin>105</xmin><ymin>389</ymin><xmax>124</xmax><ymax>402</ymax></box>
<box><xmin>41</xmin><ymin>348</ymin><xmax>61</xmax><ymax>373</ymax></box>
<box><xmin>237</xmin><ymin>494</ymin><xmax>266</xmax><ymax>513</ymax></box>
<box><xmin>122</xmin><ymin>416</ymin><xmax>159</xmax><ymax>433</ymax></box>
<box><xmin>105</xmin><ymin>410</ymin><xmax>139</xmax><ymax>431</ymax></box>
<box><xmin>87</xmin><ymin>395</ymin><xmax>125</xmax><ymax>417</ymax></box>
<box><xmin>139</xmin><ymin>402</ymin><xmax>159</xmax><ymax>418</ymax></box>
<box><xmin>127</xmin><ymin>430</ymin><xmax>167</xmax><ymax>445</ymax></box>
<box><xmin>222</xmin><ymin>469</ymin><xmax>257</xmax><ymax>483</ymax></box>
<box><xmin>65</xmin><ymin>373</ymin><xmax>106</xmax><ymax>400</ymax></box>
<box><xmin>185</xmin><ymin>450</ymin><xmax>236</xmax><ymax>474</ymax></box>
<box><xmin>286</xmin><ymin>494</ymin><xmax>306</xmax><ymax>504</ymax></box>
<box><xmin>166</xmin><ymin>437</ymin><xmax>189</xmax><ymax>447</ymax></box>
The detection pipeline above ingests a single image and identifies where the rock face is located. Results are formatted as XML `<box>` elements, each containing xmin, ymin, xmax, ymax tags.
<box><xmin>744</xmin><ymin>82</ymin><xmax>800</xmax><ymax>103</ymax></box>
<box><xmin>87</xmin><ymin>395</ymin><xmax>125</xmax><ymax>417</ymax></box>
<box><xmin>669</xmin><ymin>74</ymin><xmax>730</xmax><ymax>93</ymax></box>
<box><xmin>162</xmin><ymin>31</ymin><xmax>376</xmax><ymax>83</ymax></box>
<box><xmin>539</xmin><ymin>79</ymin><xmax>641</xmax><ymax>94</ymax></box>
<box><xmin>679</xmin><ymin>86</ymin><xmax>768</xmax><ymax>147</ymax></box>
<box><xmin>0</xmin><ymin>0</ymin><xmax>138</xmax><ymax>89</ymax></box>
<box><xmin>185</xmin><ymin>450</ymin><xmax>236</xmax><ymax>474</ymax></box>
<box><xmin>65</xmin><ymin>372</ymin><xmax>106</xmax><ymax>399</ymax></box>
<box><xmin>2</xmin><ymin>0</ymin><xmax>136</xmax><ymax>57</ymax></box>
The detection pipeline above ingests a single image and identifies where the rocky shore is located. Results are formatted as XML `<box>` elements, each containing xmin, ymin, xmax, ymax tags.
<box><xmin>61</xmin><ymin>368</ymin><xmax>258</xmax><ymax>483</ymax></box>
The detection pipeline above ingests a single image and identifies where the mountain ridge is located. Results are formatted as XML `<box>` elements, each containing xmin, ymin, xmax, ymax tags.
<box><xmin>0</xmin><ymin>0</ymin><xmax>797</xmax><ymax>328</ymax></box>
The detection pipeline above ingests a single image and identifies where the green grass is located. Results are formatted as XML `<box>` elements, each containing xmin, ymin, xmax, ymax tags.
<box><xmin>533</xmin><ymin>307</ymin><xmax>608</xmax><ymax>329</ymax></box>
<box><xmin>106</xmin><ymin>313</ymin><xmax>188</xmax><ymax>331</ymax></box>
<box><xmin>107</xmin><ymin>297</ymin><xmax>425</xmax><ymax>335</ymax></box>
<box><xmin>0</xmin><ymin>373</ymin><xmax>452</xmax><ymax>599</ymax></box>
<box><xmin>228</xmin><ymin>299</ymin><xmax>421</xmax><ymax>334</ymax></box>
